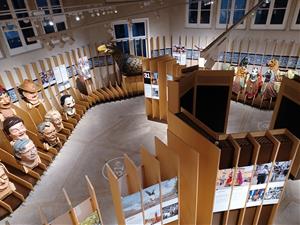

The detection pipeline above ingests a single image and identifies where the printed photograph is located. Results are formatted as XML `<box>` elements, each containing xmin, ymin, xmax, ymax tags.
<box><xmin>270</xmin><ymin>161</ymin><xmax>291</xmax><ymax>183</ymax></box>
<box><xmin>234</xmin><ymin>166</ymin><xmax>253</xmax><ymax>186</ymax></box>
<box><xmin>251</xmin><ymin>163</ymin><xmax>272</xmax><ymax>185</ymax></box>
<box><xmin>264</xmin><ymin>186</ymin><xmax>283</xmax><ymax>201</ymax></box>
<box><xmin>216</xmin><ymin>168</ymin><xmax>234</xmax><ymax>190</ymax></box>
<box><xmin>162</xmin><ymin>201</ymin><xmax>178</xmax><ymax>224</ymax></box>
<box><xmin>121</xmin><ymin>191</ymin><xmax>142</xmax><ymax>219</ymax></box>
<box><xmin>247</xmin><ymin>188</ymin><xmax>265</xmax><ymax>203</ymax></box>
<box><xmin>143</xmin><ymin>183</ymin><xmax>160</xmax><ymax>210</ymax></box>
<box><xmin>7</xmin><ymin>88</ymin><xmax>18</xmax><ymax>103</ymax></box>
<box><xmin>125</xmin><ymin>212</ymin><xmax>143</xmax><ymax>225</ymax></box>
<box><xmin>80</xmin><ymin>211</ymin><xmax>101</xmax><ymax>225</ymax></box>
<box><xmin>151</xmin><ymin>72</ymin><xmax>158</xmax><ymax>85</ymax></box>
<box><xmin>161</xmin><ymin>177</ymin><xmax>178</xmax><ymax>202</ymax></box>
<box><xmin>144</xmin><ymin>204</ymin><xmax>161</xmax><ymax>225</ymax></box>
<box><xmin>151</xmin><ymin>86</ymin><xmax>159</xmax><ymax>99</ymax></box>
<box><xmin>78</xmin><ymin>56</ymin><xmax>92</xmax><ymax>79</ymax></box>
<box><xmin>67</xmin><ymin>66</ymin><xmax>74</xmax><ymax>78</ymax></box>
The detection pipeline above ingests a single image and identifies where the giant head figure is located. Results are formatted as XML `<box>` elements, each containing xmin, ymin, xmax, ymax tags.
<box><xmin>37</xmin><ymin>121</ymin><xmax>61</xmax><ymax>150</ymax></box>
<box><xmin>0</xmin><ymin>85</ymin><xmax>16</xmax><ymax>122</ymax></box>
<box><xmin>60</xmin><ymin>94</ymin><xmax>76</xmax><ymax>117</ymax></box>
<box><xmin>18</xmin><ymin>79</ymin><xmax>42</xmax><ymax>108</ymax></box>
<box><xmin>3</xmin><ymin>116</ymin><xmax>28</xmax><ymax>143</ymax></box>
<box><xmin>13</xmin><ymin>138</ymin><xmax>40</xmax><ymax>169</ymax></box>
<box><xmin>44</xmin><ymin>109</ymin><xmax>64</xmax><ymax>132</ymax></box>
<box><xmin>0</xmin><ymin>163</ymin><xmax>16</xmax><ymax>200</ymax></box>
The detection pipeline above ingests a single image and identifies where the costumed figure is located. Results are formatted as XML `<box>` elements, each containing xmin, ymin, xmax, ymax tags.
<box><xmin>0</xmin><ymin>163</ymin><xmax>16</xmax><ymax>200</ymax></box>
<box><xmin>60</xmin><ymin>95</ymin><xmax>76</xmax><ymax>119</ymax></box>
<box><xmin>37</xmin><ymin>121</ymin><xmax>62</xmax><ymax>151</ymax></box>
<box><xmin>18</xmin><ymin>79</ymin><xmax>43</xmax><ymax>109</ymax></box>
<box><xmin>0</xmin><ymin>85</ymin><xmax>16</xmax><ymax>124</ymax></box>
<box><xmin>232</xmin><ymin>57</ymin><xmax>248</xmax><ymax>95</ymax></box>
<box><xmin>232</xmin><ymin>67</ymin><xmax>248</xmax><ymax>95</ymax></box>
<box><xmin>245</xmin><ymin>67</ymin><xmax>263</xmax><ymax>99</ymax></box>
<box><xmin>261</xmin><ymin>59</ymin><xmax>279</xmax><ymax>98</ymax></box>
<box><xmin>44</xmin><ymin>109</ymin><xmax>64</xmax><ymax>132</ymax></box>
<box><xmin>3</xmin><ymin>116</ymin><xmax>29</xmax><ymax>146</ymax></box>
<box><xmin>13</xmin><ymin>138</ymin><xmax>41</xmax><ymax>171</ymax></box>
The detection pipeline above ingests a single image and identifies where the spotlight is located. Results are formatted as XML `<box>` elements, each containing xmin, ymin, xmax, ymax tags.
<box><xmin>265</xmin><ymin>0</ymin><xmax>270</xmax><ymax>3</ymax></box>
<box><xmin>96</xmin><ymin>12</ymin><xmax>100</xmax><ymax>16</ymax></box>
<box><xmin>75</xmin><ymin>15</ymin><xmax>80</xmax><ymax>21</ymax></box>
<box><xmin>114</xmin><ymin>9</ymin><xmax>118</xmax><ymax>14</ymax></box>
<box><xmin>102</xmin><ymin>11</ymin><xmax>106</xmax><ymax>15</ymax></box>
<box><xmin>80</xmin><ymin>14</ymin><xmax>84</xmax><ymax>19</ymax></box>
<box><xmin>91</xmin><ymin>13</ymin><xmax>95</xmax><ymax>17</ymax></box>
<box><xmin>48</xmin><ymin>20</ymin><xmax>54</xmax><ymax>26</ymax></box>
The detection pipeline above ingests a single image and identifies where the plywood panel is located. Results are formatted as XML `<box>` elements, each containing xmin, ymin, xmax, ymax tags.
<box><xmin>140</xmin><ymin>146</ymin><xmax>161</xmax><ymax>187</ymax></box>
<box><xmin>167</xmin><ymin>130</ymin><xmax>198</xmax><ymax>225</ymax></box>
<box><xmin>124</xmin><ymin>154</ymin><xmax>142</xmax><ymax>194</ymax></box>
<box><xmin>154</xmin><ymin>137</ymin><xmax>178</xmax><ymax>180</ymax></box>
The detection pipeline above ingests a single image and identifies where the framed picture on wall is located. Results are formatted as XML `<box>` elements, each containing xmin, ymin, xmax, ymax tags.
<box><xmin>7</xmin><ymin>88</ymin><xmax>18</xmax><ymax>103</ymax></box>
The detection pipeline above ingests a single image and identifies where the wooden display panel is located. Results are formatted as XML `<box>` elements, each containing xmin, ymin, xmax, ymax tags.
<box><xmin>124</xmin><ymin>154</ymin><xmax>142</xmax><ymax>194</ymax></box>
<box><xmin>269</xmin><ymin>78</ymin><xmax>300</xmax><ymax>179</ymax></box>
<box><xmin>167</xmin><ymin>111</ymin><xmax>220</xmax><ymax>225</ymax></box>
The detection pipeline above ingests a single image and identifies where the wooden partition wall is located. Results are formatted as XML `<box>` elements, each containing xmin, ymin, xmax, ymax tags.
<box><xmin>269</xmin><ymin>78</ymin><xmax>300</xmax><ymax>179</ymax></box>
<box><xmin>165</xmin><ymin>71</ymin><xmax>299</xmax><ymax>225</ymax></box>
<box><xmin>107</xmin><ymin>139</ymin><xmax>179</xmax><ymax>225</ymax></box>
<box><xmin>39</xmin><ymin>176</ymin><xmax>104</xmax><ymax>225</ymax></box>
<box><xmin>0</xmin><ymin>44</ymin><xmax>143</xmax><ymax>218</ymax></box>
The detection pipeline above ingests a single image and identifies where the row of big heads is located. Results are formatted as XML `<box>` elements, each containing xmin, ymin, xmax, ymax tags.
<box><xmin>0</xmin><ymin>79</ymin><xmax>79</xmax><ymax>200</ymax></box>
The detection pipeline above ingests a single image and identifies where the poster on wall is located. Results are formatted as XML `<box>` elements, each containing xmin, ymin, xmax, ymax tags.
<box><xmin>40</xmin><ymin>70</ymin><xmax>56</xmax><ymax>88</ymax></box>
<box><xmin>121</xmin><ymin>191</ymin><xmax>144</xmax><ymax>225</ymax></box>
<box><xmin>143</xmin><ymin>183</ymin><xmax>161</xmax><ymax>225</ymax></box>
<box><xmin>78</xmin><ymin>56</ymin><xmax>92</xmax><ymax>79</ymax></box>
<box><xmin>213</xmin><ymin>168</ymin><xmax>234</xmax><ymax>212</ymax></box>
<box><xmin>262</xmin><ymin>160</ymin><xmax>291</xmax><ymax>205</ymax></box>
<box><xmin>144</xmin><ymin>71</ymin><xmax>152</xmax><ymax>98</ymax></box>
<box><xmin>53</xmin><ymin>65</ymin><xmax>71</xmax><ymax>92</ymax></box>
<box><xmin>161</xmin><ymin>177</ymin><xmax>178</xmax><ymax>224</ymax></box>
<box><xmin>7</xmin><ymin>88</ymin><xmax>18</xmax><ymax>103</ymax></box>
<box><xmin>151</xmin><ymin>72</ymin><xmax>159</xmax><ymax>99</ymax></box>
<box><xmin>246</xmin><ymin>162</ymin><xmax>272</xmax><ymax>207</ymax></box>
<box><xmin>172</xmin><ymin>45</ymin><xmax>186</xmax><ymax>65</ymax></box>
<box><xmin>229</xmin><ymin>165</ymin><xmax>254</xmax><ymax>210</ymax></box>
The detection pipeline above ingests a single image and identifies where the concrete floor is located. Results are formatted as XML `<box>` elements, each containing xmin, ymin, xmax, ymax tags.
<box><xmin>1</xmin><ymin>97</ymin><xmax>299</xmax><ymax>225</ymax></box>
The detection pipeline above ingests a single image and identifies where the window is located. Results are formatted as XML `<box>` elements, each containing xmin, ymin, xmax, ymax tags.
<box><xmin>113</xmin><ymin>19</ymin><xmax>148</xmax><ymax>57</ymax></box>
<box><xmin>252</xmin><ymin>0</ymin><xmax>291</xmax><ymax>29</ymax></box>
<box><xmin>0</xmin><ymin>0</ymin><xmax>41</xmax><ymax>55</ymax></box>
<box><xmin>216</xmin><ymin>0</ymin><xmax>248</xmax><ymax>29</ymax></box>
<box><xmin>186</xmin><ymin>0</ymin><xmax>212</xmax><ymax>28</ymax></box>
<box><xmin>291</xmin><ymin>1</ymin><xmax>300</xmax><ymax>30</ymax></box>
<box><xmin>35</xmin><ymin>0</ymin><xmax>67</xmax><ymax>34</ymax></box>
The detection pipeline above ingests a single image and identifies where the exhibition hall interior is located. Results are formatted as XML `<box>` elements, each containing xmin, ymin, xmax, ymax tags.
<box><xmin>0</xmin><ymin>0</ymin><xmax>300</xmax><ymax>224</ymax></box>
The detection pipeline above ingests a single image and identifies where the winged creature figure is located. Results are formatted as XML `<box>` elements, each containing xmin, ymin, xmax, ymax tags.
<box><xmin>97</xmin><ymin>43</ymin><xmax>143</xmax><ymax>76</ymax></box>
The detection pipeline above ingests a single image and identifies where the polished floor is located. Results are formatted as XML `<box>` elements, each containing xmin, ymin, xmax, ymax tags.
<box><xmin>1</xmin><ymin>97</ymin><xmax>299</xmax><ymax>225</ymax></box>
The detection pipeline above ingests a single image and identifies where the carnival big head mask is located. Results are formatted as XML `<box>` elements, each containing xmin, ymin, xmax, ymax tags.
<box><xmin>18</xmin><ymin>79</ymin><xmax>42</xmax><ymax>107</ymax></box>
<box><xmin>37</xmin><ymin>121</ymin><xmax>59</xmax><ymax>146</ymax></box>
<box><xmin>249</xmin><ymin>67</ymin><xmax>259</xmax><ymax>82</ymax></box>
<box><xmin>60</xmin><ymin>95</ymin><xmax>76</xmax><ymax>117</ymax></box>
<box><xmin>44</xmin><ymin>109</ymin><xmax>64</xmax><ymax>132</ymax></box>
<box><xmin>267</xmin><ymin>59</ymin><xmax>279</xmax><ymax>72</ymax></box>
<box><xmin>13</xmin><ymin>138</ymin><xmax>40</xmax><ymax>169</ymax></box>
<box><xmin>3</xmin><ymin>116</ymin><xmax>28</xmax><ymax>141</ymax></box>
<box><xmin>0</xmin><ymin>85</ymin><xmax>12</xmax><ymax>109</ymax></box>
<box><xmin>0</xmin><ymin>163</ymin><xmax>16</xmax><ymax>200</ymax></box>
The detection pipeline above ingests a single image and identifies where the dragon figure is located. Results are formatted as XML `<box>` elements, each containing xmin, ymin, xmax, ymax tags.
<box><xmin>97</xmin><ymin>43</ymin><xmax>143</xmax><ymax>76</ymax></box>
